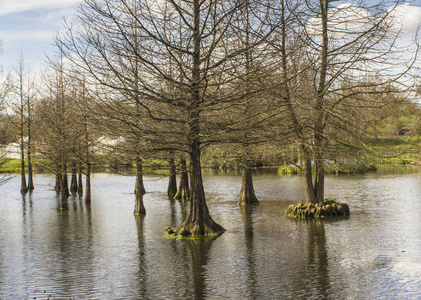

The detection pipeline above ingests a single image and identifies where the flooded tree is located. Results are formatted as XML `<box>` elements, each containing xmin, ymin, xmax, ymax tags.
<box><xmin>273</xmin><ymin>0</ymin><xmax>417</xmax><ymax>204</ymax></box>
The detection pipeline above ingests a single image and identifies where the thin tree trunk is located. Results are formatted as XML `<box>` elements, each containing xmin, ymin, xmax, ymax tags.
<box><xmin>238</xmin><ymin>165</ymin><xmax>259</xmax><ymax>205</ymax></box>
<box><xmin>61</xmin><ymin>162</ymin><xmax>70</xmax><ymax>198</ymax></box>
<box><xmin>78</xmin><ymin>162</ymin><xmax>83</xmax><ymax>196</ymax></box>
<box><xmin>20</xmin><ymin>137</ymin><xmax>27</xmax><ymax>194</ymax></box>
<box><xmin>27</xmin><ymin>100</ymin><xmax>34</xmax><ymax>191</ymax></box>
<box><xmin>54</xmin><ymin>170</ymin><xmax>61</xmax><ymax>191</ymax></box>
<box><xmin>20</xmin><ymin>117</ymin><xmax>27</xmax><ymax>194</ymax></box>
<box><xmin>85</xmin><ymin>162</ymin><xmax>91</xmax><ymax>203</ymax></box>
<box><xmin>175</xmin><ymin>158</ymin><xmax>189</xmax><ymax>201</ymax></box>
<box><xmin>134</xmin><ymin>156</ymin><xmax>146</xmax><ymax>215</ymax></box>
<box><xmin>167</xmin><ymin>151</ymin><xmax>177</xmax><ymax>199</ymax></box>
<box><xmin>70</xmin><ymin>162</ymin><xmax>78</xmax><ymax>193</ymax></box>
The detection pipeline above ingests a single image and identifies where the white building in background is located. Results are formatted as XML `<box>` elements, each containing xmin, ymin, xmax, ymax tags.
<box><xmin>3</xmin><ymin>137</ymin><xmax>28</xmax><ymax>159</ymax></box>
<box><xmin>91</xmin><ymin>136</ymin><xmax>126</xmax><ymax>155</ymax></box>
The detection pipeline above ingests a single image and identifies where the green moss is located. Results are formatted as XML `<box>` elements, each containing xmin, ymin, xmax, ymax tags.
<box><xmin>286</xmin><ymin>202</ymin><xmax>350</xmax><ymax>219</ymax></box>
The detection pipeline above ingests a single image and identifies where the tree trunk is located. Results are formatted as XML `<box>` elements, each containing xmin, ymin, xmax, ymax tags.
<box><xmin>27</xmin><ymin>120</ymin><xmax>34</xmax><ymax>192</ymax></box>
<box><xmin>134</xmin><ymin>156</ymin><xmax>146</xmax><ymax>215</ymax></box>
<box><xmin>171</xmin><ymin>0</ymin><xmax>225</xmax><ymax>237</ymax></box>
<box><xmin>175</xmin><ymin>158</ymin><xmax>190</xmax><ymax>201</ymax></box>
<box><xmin>70</xmin><ymin>162</ymin><xmax>78</xmax><ymax>193</ymax></box>
<box><xmin>238</xmin><ymin>165</ymin><xmax>259</xmax><ymax>205</ymax></box>
<box><xmin>54</xmin><ymin>171</ymin><xmax>61</xmax><ymax>191</ymax></box>
<box><xmin>20</xmin><ymin>132</ymin><xmax>27</xmax><ymax>195</ymax></box>
<box><xmin>78</xmin><ymin>162</ymin><xmax>83</xmax><ymax>196</ymax></box>
<box><xmin>61</xmin><ymin>162</ymin><xmax>70</xmax><ymax>198</ymax></box>
<box><xmin>304</xmin><ymin>155</ymin><xmax>317</xmax><ymax>204</ymax></box>
<box><xmin>167</xmin><ymin>151</ymin><xmax>177</xmax><ymax>199</ymax></box>
<box><xmin>175</xmin><ymin>143</ymin><xmax>225</xmax><ymax>237</ymax></box>
<box><xmin>85</xmin><ymin>162</ymin><xmax>91</xmax><ymax>203</ymax></box>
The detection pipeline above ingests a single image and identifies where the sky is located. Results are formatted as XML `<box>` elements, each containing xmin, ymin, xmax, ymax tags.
<box><xmin>0</xmin><ymin>0</ymin><xmax>421</xmax><ymax>75</ymax></box>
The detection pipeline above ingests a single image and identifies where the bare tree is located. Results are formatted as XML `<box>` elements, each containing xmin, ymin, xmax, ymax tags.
<box><xmin>273</xmin><ymin>0</ymin><xmax>418</xmax><ymax>204</ymax></box>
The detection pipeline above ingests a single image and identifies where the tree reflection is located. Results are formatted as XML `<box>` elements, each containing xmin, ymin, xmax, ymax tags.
<box><xmin>240</xmin><ymin>205</ymin><xmax>258</xmax><ymax>298</ymax></box>
<box><xmin>184</xmin><ymin>238</ymin><xmax>216</xmax><ymax>299</ymax></box>
<box><xmin>305</xmin><ymin>219</ymin><xmax>331</xmax><ymax>298</ymax></box>
<box><xmin>135</xmin><ymin>215</ymin><xmax>148</xmax><ymax>298</ymax></box>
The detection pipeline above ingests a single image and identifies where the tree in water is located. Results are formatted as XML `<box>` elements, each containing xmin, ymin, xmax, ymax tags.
<box><xmin>134</xmin><ymin>156</ymin><xmax>146</xmax><ymax>215</ymax></box>
<box><xmin>70</xmin><ymin>162</ymin><xmax>78</xmax><ymax>194</ymax></box>
<box><xmin>174</xmin><ymin>157</ymin><xmax>189</xmax><ymax>201</ymax></box>
<box><xmin>167</xmin><ymin>151</ymin><xmax>177</xmax><ymax>199</ymax></box>
<box><xmin>78</xmin><ymin>162</ymin><xmax>83</xmax><ymax>196</ymax></box>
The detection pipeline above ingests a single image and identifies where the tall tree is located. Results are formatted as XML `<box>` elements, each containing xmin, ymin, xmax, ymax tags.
<box><xmin>273</xmin><ymin>0</ymin><xmax>418</xmax><ymax>203</ymax></box>
<box><xmin>60</xmin><ymin>0</ymin><xmax>270</xmax><ymax>236</ymax></box>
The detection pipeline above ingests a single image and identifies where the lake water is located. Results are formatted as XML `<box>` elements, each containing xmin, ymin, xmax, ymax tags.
<box><xmin>0</xmin><ymin>168</ymin><xmax>420</xmax><ymax>299</ymax></box>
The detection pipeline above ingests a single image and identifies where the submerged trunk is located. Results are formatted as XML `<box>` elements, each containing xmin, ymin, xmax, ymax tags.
<box><xmin>134</xmin><ymin>157</ymin><xmax>146</xmax><ymax>196</ymax></box>
<box><xmin>175</xmin><ymin>158</ymin><xmax>190</xmax><ymax>201</ymax></box>
<box><xmin>85</xmin><ymin>162</ymin><xmax>91</xmax><ymax>203</ymax></box>
<box><xmin>78</xmin><ymin>162</ymin><xmax>83</xmax><ymax>196</ymax></box>
<box><xmin>134</xmin><ymin>157</ymin><xmax>146</xmax><ymax>215</ymax></box>
<box><xmin>61</xmin><ymin>163</ymin><xmax>70</xmax><ymax>198</ymax></box>
<box><xmin>238</xmin><ymin>166</ymin><xmax>259</xmax><ymax>205</ymax></box>
<box><xmin>70</xmin><ymin>162</ymin><xmax>78</xmax><ymax>193</ymax></box>
<box><xmin>174</xmin><ymin>140</ymin><xmax>225</xmax><ymax>237</ymax></box>
<box><xmin>167</xmin><ymin>152</ymin><xmax>177</xmax><ymax>199</ymax></box>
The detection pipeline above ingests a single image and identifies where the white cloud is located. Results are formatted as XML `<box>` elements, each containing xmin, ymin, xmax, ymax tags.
<box><xmin>386</xmin><ymin>3</ymin><xmax>421</xmax><ymax>34</ymax></box>
<box><xmin>0</xmin><ymin>0</ymin><xmax>80</xmax><ymax>16</ymax></box>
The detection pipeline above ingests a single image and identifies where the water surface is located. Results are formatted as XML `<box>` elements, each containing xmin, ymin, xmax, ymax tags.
<box><xmin>0</xmin><ymin>169</ymin><xmax>420</xmax><ymax>299</ymax></box>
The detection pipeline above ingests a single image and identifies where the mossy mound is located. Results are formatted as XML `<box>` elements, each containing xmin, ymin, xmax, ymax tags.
<box><xmin>164</xmin><ymin>224</ymin><xmax>225</xmax><ymax>239</ymax></box>
<box><xmin>286</xmin><ymin>202</ymin><xmax>350</xmax><ymax>219</ymax></box>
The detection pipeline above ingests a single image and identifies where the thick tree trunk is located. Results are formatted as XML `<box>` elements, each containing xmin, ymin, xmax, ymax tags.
<box><xmin>85</xmin><ymin>162</ymin><xmax>91</xmax><ymax>203</ymax></box>
<box><xmin>61</xmin><ymin>162</ymin><xmax>70</xmax><ymax>198</ymax></box>
<box><xmin>238</xmin><ymin>166</ymin><xmax>259</xmax><ymax>205</ymax></box>
<box><xmin>175</xmin><ymin>141</ymin><xmax>225</xmax><ymax>237</ymax></box>
<box><xmin>304</xmin><ymin>153</ymin><xmax>317</xmax><ymax>205</ymax></box>
<box><xmin>78</xmin><ymin>162</ymin><xmax>83</xmax><ymax>196</ymax></box>
<box><xmin>134</xmin><ymin>157</ymin><xmax>146</xmax><ymax>215</ymax></box>
<box><xmin>167</xmin><ymin>152</ymin><xmax>177</xmax><ymax>199</ymax></box>
<box><xmin>175</xmin><ymin>158</ymin><xmax>190</xmax><ymax>201</ymax></box>
<box><xmin>70</xmin><ymin>162</ymin><xmax>78</xmax><ymax>193</ymax></box>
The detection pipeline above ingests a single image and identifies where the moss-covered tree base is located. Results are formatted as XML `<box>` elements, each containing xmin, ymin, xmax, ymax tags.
<box><xmin>165</xmin><ymin>222</ymin><xmax>225</xmax><ymax>239</ymax></box>
<box><xmin>286</xmin><ymin>202</ymin><xmax>350</xmax><ymax>219</ymax></box>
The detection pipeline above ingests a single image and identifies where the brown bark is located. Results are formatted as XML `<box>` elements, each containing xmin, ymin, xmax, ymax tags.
<box><xmin>27</xmin><ymin>100</ymin><xmax>34</xmax><ymax>192</ymax></box>
<box><xmin>20</xmin><ymin>116</ymin><xmax>27</xmax><ymax>195</ymax></box>
<box><xmin>238</xmin><ymin>166</ymin><xmax>259</xmax><ymax>205</ymax></box>
<box><xmin>134</xmin><ymin>156</ymin><xmax>146</xmax><ymax>215</ymax></box>
<box><xmin>54</xmin><ymin>171</ymin><xmax>61</xmax><ymax>191</ymax></box>
<box><xmin>61</xmin><ymin>162</ymin><xmax>70</xmax><ymax>198</ymax></box>
<box><xmin>78</xmin><ymin>162</ymin><xmax>83</xmax><ymax>196</ymax></box>
<box><xmin>85</xmin><ymin>162</ymin><xmax>91</xmax><ymax>203</ymax></box>
<box><xmin>175</xmin><ymin>158</ymin><xmax>190</xmax><ymax>201</ymax></box>
<box><xmin>172</xmin><ymin>0</ymin><xmax>225</xmax><ymax>238</ymax></box>
<box><xmin>70</xmin><ymin>162</ymin><xmax>78</xmax><ymax>193</ymax></box>
<box><xmin>167</xmin><ymin>151</ymin><xmax>177</xmax><ymax>199</ymax></box>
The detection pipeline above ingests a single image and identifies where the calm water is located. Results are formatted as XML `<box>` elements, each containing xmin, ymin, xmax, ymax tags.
<box><xmin>0</xmin><ymin>169</ymin><xmax>420</xmax><ymax>299</ymax></box>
